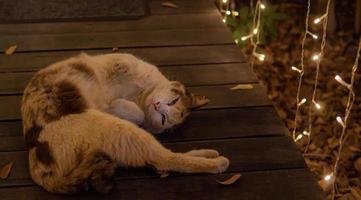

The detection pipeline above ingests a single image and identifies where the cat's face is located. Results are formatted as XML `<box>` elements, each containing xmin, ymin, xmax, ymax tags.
<box><xmin>144</xmin><ymin>81</ymin><xmax>209</xmax><ymax>133</ymax></box>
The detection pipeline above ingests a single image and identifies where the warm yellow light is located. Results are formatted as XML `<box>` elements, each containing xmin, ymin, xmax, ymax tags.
<box><xmin>314</xmin><ymin>102</ymin><xmax>321</xmax><ymax>110</ymax></box>
<box><xmin>233</xmin><ymin>11</ymin><xmax>239</xmax><ymax>16</ymax></box>
<box><xmin>335</xmin><ymin>75</ymin><xmax>351</xmax><ymax>88</ymax></box>
<box><xmin>226</xmin><ymin>10</ymin><xmax>231</xmax><ymax>15</ymax></box>
<box><xmin>298</xmin><ymin>98</ymin><xmax>307</xmax><ymax>106</ymax></box>
<box><xmin>314</xmin><ymin>18</ymin><xmax>321</xmax><ymax>24</ymax></box>
<box><xmin>260</xmin><ymin>3</ymin><xmax>266</xmax><ymax>9</ymax></box>
<box><xmin>294</xmin><ymin>134</ymin><xmax>303</xmax><ymax>142</ymax></box>
<box><xmin>336</xmin><ymin>116</ymin><xmax>345</xmax><ymax>127</ymax></box>
<box><xmin>222</xmin><ymin>0</ymin><xmax>228</xmax><ymax>3</ymax></box>
<box><xmin>222</xmin><ymin>18</ymin><xmax>226</xmax><ymax>23</ymax></box>
<box><xmin>253</xmin><ymin>28</ymin><xmax>258</xmax><ymax>34</ymax></box>
<box><xmin>302</xmin><ymin>130</ymin><xmax>310</xmax><ymax>136</ymax></box>
<box><xmin>291</xmin><ymin>66</ymin><xmax>302</xmax><ymax>73</ymax></box>
<box><xmin>312</xmin><ymin>54</ymin><xmax>320</xmax><ymax>61</ymax></box>
<box><xmin>324</xmin><ymin>173</ymin><xmax>333</xmax><ymax>181</ymax></box>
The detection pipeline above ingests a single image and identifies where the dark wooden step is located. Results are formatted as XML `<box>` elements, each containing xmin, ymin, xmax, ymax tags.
<box><xmin>0</xmin><ymin>45</ymin><xmax>245</xmax><ymax>72</ymax></box>
<box><xmin>0</xmin><ymin>136</ymin><xmax>304</xmax><ymax>188</ymax></box>
<box><xmin>0</xmin><ymin>168</ymin><xmax>325</xmax><ymax>200</ymax></box>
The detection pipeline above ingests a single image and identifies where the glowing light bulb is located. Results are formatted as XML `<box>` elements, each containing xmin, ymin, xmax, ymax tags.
<box><xmin>336</xmin><ymin>116</ymin><xmax>345</xmax><ymax>127</ymax></box>
<box><xmin>253</xmin><ymin>28</ymin><xmax>258</xmax><ymax>34</ymax></box>
<box><xmin>258</xmin><ymin>55</ymin><xmax>265</xmax><ymax>61</ymax></box>
<box><xmin>314</xmin><ymin>102</ymin><xmax>321</xmax><ymax>110</ymax></box>
<box><xmin>314</xmin><ymin>18</ymin><xmax>321</xmax><ymax>24</ymax></box>
<box><xmin>234</xmin><ymin>39</ymin><xmax>239</xmax><ymax>44</ymax></box>
<box><xmin>241</xmin><ymin>36</ymin><xmax>248</xmax><ymax>41</ymax></box>
<box><xmin>298</xmin><ymin>98</ymin><xmax>307</xmax><ymax>106</ymax></box>
<box><xmin>260</xmin><ymin>3</ymin><xmax>266</xmax><ymax>9</ymax></box>
<box><xmin>222</xmin><ymin>0</ymin><xmax>228</xmax><ymax>3</ymax></box>
<box><xmin>307</xmin><ymin>31</ymin><xmax>318</xmax><ymax>40</ymax></box>
<box><xmin>222</xmin><ymin>18</ymin><xmax>226</xmax><ymax>23</ymax></box>
<box><xmin>312</xmin><ymin>54</ymin><xmax>320</xmax><ymax>61</ymax></box>
<box><xmin>335</xmin><ymin>75</ymin><xmax>351</xmax><ymax>88</ymax></box>
<box><xmin>291</xmin><ymin>66</ymin><xmax>302</xmax><ymax>73</ymax></box>
<box><xmin>226</xmin><ymin>10</ymin><xmax>231</xmax><ymax>15</ymax></box>
<box><xmin>324</xmin><ymin>173</ymin><xmax>333</xmax><ymax>181</ymax></box>
<box><xmin>294</xmin><ymin>134</ymin><xmax>303</xmax><ymax>142</ymax></box>
<box><xmin>303</xmin><ymin>130</ymin><xmax>310</xmax><ymax>136</ymax></box>
<box><xmin>233</xmin><ymin>11</ymin><xmax>239</xmax><ymax>16</ymax></box>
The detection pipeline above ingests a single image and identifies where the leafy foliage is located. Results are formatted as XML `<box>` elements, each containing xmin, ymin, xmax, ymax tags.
<box><xmin>226</xmin><ymin>4</ymin><xmax>289</xmax><ymax>47</ymax></box>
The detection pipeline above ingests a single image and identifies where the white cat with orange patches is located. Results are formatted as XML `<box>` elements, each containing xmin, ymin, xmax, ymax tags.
<box><xmin>21</xmin><ymin>53</ymin><xmax>229</xmax><ymax>194</ymax></box>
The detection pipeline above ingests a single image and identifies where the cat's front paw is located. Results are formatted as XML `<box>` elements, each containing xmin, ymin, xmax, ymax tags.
<box><xmin>211</xmin><ymin>156</ymin><xmax>229</xmax><ymax>174</ymax></box>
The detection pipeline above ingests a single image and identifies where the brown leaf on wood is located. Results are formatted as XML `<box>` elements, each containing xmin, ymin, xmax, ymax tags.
<box><xmin>161</xmin><ymin>2</ymin><xmax>178</xmax><ymax>8</ymax></box>
<box><xmin>0</xmin><ymin>162</ymin><xmax>13</xmax><ymax>179</ymax></box>
<box><xmin>5</xmin><ymin>45</ymin><xmax>17</xmax><ymax>55</ymax></box>
<box><xmin>216</xmin><ymin>174</ymin><xmax>241</xmax><ymax>185</ymax></box>
<box><xmin>230</xmin><ymin>84</ymin><xmax>254</xmax><ymax>90</ymax></box>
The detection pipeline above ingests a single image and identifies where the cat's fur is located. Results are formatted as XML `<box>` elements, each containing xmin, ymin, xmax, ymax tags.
<box><xmin>21</xmin><ymin>53</ymin><xmax>229</xmax><ymax>194</ymax></box>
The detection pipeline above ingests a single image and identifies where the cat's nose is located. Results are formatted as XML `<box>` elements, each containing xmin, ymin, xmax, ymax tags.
<box><xmin>153</xmin><ymin>102</ymin><xmax>161</xmax><ymax>111</ymax></box>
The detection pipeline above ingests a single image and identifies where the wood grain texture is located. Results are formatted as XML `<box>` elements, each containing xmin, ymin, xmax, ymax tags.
<box><xmin>0</xmin><ymin>63</ymin><xmax>257</xmax><ymax>95</ymax></box>
<box><xmin>0</xmin><ymin>45</ymin><xmax>245</xmax><ymax>72</ymax></box>
<box><xmin>150</xmin><ymin>0</ymin><xmax>216</xmax><ymax>15</ymax></box>
<box><xmin>0</xmin><ymin>28</ymin><xmax>233</xmax><ymax>52</ymax></box>
<box><xmin>0</xmin><ymin>13</ymin><xmax>224</xmax><ymax>35</ymax></box>
<box><xmin>0</xmin><ymin>169</ymin><xmax>325</xmax><ymax>200</ymax></box>
<box><xmin>0</xmin><ymin>106</ymin><xmax>288</xmax><ymax>150</ymax></box>
<box><xmin>0</xmin><ymin>84</ymin><xmax>270</xmax><ymax>120</ymax></box>
<box><xmin>0</xmin><ymin>137</ymin><xmax>305</xmax><ymax>188</ymax></box>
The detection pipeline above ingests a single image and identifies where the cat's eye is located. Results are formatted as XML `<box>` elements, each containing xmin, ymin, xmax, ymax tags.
<box><xmin>168</xmin><ymin>96</ymin><xmax>180</xmax><ymax>106</ymax></box>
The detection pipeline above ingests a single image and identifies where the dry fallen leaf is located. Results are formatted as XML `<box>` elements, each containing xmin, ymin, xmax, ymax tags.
<box><xmin>5</xmin><ymin>45</ymin><xmax>17</xmax><ymax>55</ymax></box>
<box><xmin>230</xmin><ymin>84</ymin><xmax>254</xmax><ymax>90</ymax></box>
<box><xmin>216</xmin><ymin>174</ymin><xmax>241</xmax><ymax>185</ymax></box>
<box><xmin>159</xmin><ymin>173</ymin><xmax>169</xmax><ymax>178</ymax></box>
<box><xmin>162</xmin><ymin>2</ymin><xmax>178</xmax><ymax>8</ymax></box>
<box><xmin>0</xmin><ymin>162</ymin><xmax>13</xmax><ymax>179</ymax></box>
<box><xmin>112</xmin><ymin>47</ymin><xmax>119</xmax><ymax>52</ymax></box>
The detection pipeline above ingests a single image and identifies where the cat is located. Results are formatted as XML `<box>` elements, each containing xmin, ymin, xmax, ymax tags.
<box><xmin>21</xmin><ymin>53</ymin><xmax>229</xmax><ymax>194</ymax></box>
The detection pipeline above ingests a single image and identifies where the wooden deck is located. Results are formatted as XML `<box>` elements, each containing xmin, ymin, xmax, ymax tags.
<box><xmin>0</xmin><ymin>0</ymin><xmax>326</xmax><ymax>199</ymax></box>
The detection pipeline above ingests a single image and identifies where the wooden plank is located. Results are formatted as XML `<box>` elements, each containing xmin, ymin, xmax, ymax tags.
<box><xmin>150</xmin><ymin>0</ymin><xmax>217</xmax><ymax>15</ymax></box>
<box><xmin>0</xmin><ymin>28</ymin><xmax>233</xmax><ymax>52</ymax></box>
<box><xmin>0</xmin><ymin>106</ymin><xmax>288</xmax><ymax>149</ymax></box>
<box><xmin>0</xmin><ymin>169</ymin><xmax>325</xmax><ymax>200</ymax></box>
<box><xmin>0</xmin><ymin>84</ymin><xmax>270</xmax><ymax>121</ymax></box>
<box><xmin>0</xmin><ymin>63</ymin><xmax>257</xmax><ymax>95</ymax></box>
<box><xmin>0</xmin><ymin>136</ymin><xmax>305</xmax><ymax>187</ymax></box>
<box><xmin>0</xmin><ymin>45</ymin><xmax>245</xmax><ymax>72</ymax></box>
<box><xmin>0</xmin><ymin>13</ymin><xmax>223</xmax><ymax>35</ymax></box>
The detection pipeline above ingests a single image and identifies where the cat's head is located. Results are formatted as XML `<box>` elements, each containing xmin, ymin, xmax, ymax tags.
<box><xmin>144</xmin><ymin>81</ymin><xmax>209</xmax><ymax>134</ymax></box>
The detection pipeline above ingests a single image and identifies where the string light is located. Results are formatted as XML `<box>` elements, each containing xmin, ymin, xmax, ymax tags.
<box><xmin>330</xmin><ymin>37</ymin><xmax>361</xmax><ymax>200</ymax></box>
<box><xmin>260</xmin><ymin>3</ymin><xmax>266</xmax><ymax>9</ymax></box>
<box><xmin>222</xmin><ymin>0</ymin><xmax>228</xmax><ymax>3</ymax></box>
<box><xmin>297</xmin><ymin>98</ymin><xmax>307</xmax><ymax>106</ymax></box>
<box><xmin>302</xmin><ymin>130</ymin><xmax>310</xmax><ymax>136</ymax></box>
<box><xmin>291</xmin><ymin>0</ymin><xmax>310</xmax><ymax>141</ymax></box>
<box><xmin>253</xmin><ymin>28</ymin><xmax>258</xmax><ymax>34</ymax></box>
<box><xmin>248</xmin><ymin>1</ymin><xmax>266</xmax><ymax>64</ymax></box>
<box><xmin>304</xmin><ymin>0</ymin><xmax>331</xmax><ymax>154</ymax></box>
<box><xmin>222</xmin><ymin>18</ymin><xmax>226</xmax><ymax>23</ymax></box>
<box><xmin>312</xmin><ymin>53</ymin><xmax>321</xmax><ymax>61</ymax></box>
<box><xmin>226</xmin><ymin>10</ymin><xmax>231</xmax><ymax>15</ymax></box>
<box><xmin>334</xmin><ymin>75</ymin><xmax>351</xmax><ymax>88</ymax></box>
<box><xmin>306</xmin><ymin>31</ymin><xmax>318</xmax><ymax>40</ymax></box>
<box><xmin>324</xmin><ymin>173</ymin><xmax>333</xmax><ymax>181</ymax></box>
<box><xmin>291</xmin><ymin>66</ymin><xmax>303</xmax><ymax>73</ymax></box>
<box><xmin>233</xmin><ymin>11</ymin><xmax>239</xmax><ymax>16</ymax></box>
<box><xmin>313</xmin><ymin>13</ymin><xmax>327</xmax><ymax>24</ymax></box>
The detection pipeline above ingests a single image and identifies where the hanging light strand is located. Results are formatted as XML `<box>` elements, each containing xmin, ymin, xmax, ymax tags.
<box><xmin>249</xmin><ymin>1</ymin><xmax>265</xmax><ymax>66</ymax></box>
<box><xmin>304</xmin><ymin>0</ymin><xmax>331</xmax><ymax>153</ymax></box>
<box><xmin>329</xmin><ymin>37</ymin><xmax>361</xmax><ymax>200</ymax></box>
<box><xmin>291</xmin><ymin>0</ymin><xmax>311</xmax><ymax>142</ymax></box>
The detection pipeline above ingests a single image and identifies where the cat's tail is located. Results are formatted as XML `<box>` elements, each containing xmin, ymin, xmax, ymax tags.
<box><xmin>29</xmin><ymin>149</ymin><xmax>117</xmax><ymax>194</ymax></box>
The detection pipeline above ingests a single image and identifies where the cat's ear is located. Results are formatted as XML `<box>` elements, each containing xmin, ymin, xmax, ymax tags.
<box><xmin>185</xmin><ymin>90</ymin><xmax>210</xmax><ymax>110</ymax></box>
